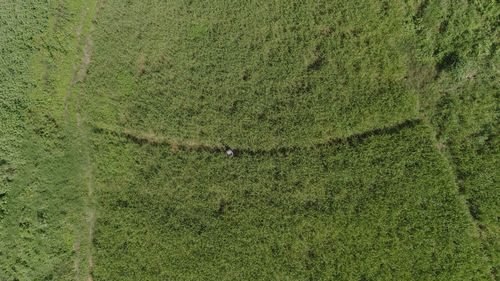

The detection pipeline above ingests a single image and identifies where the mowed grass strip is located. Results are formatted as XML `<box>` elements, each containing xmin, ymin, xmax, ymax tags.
<box><xmin>84</xmin><ymin>0</ymin><xmax>420</xmax><ymax>150</ymax></box>
<box><xmin>90</xmin><ymin>123</ymin><xmax>491</xmax><ymax>280</ymax></box>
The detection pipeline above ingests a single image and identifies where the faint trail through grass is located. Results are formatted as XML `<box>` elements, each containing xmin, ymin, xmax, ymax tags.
<box><xmin>64</xmin><ymin>11</ymin><xmax>87</xmax><ymax>114</ymax></box>
<box><xmin>80</xmin><ymin>3</ymin><xmax>105</xmax><ymax>280</ymax></box>
<box><xmin>64</xmin><ymin>1</ymin><xmax>104</xmax><ymax>280</ymax></box>
<box><xmin>68</xmin><ymin>10</ymin><xmax>89</xmax><ymax>280</ymax></box>
<box><xmin>92</xmin><ymin>119</ymin><xmax>422</xmax><ymax>154</ymax></box>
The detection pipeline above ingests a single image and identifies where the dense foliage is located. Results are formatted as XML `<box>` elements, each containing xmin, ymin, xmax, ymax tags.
<box><xmin>91</xmin><ymin>124</ymin><xmax>491</xmax><ymax>280</ymax></box>
<box><xmin>0</xmin><ymin>0</ymin><xmax>497</xmax><ymax>280</ymax></box>
<box><xmin>411</xmin><ymin>1</ymin><xmax>499</xmax><ymax>273</ymax></box>
<box><xmin>84</xmin><ymin>0</ymin><xmax>421</xmax><ymax>150</ymax></box>
<box><xmin>0</xmin><ymin>0</ymin><xmax>46</xmax><ymax>221</ymax></box>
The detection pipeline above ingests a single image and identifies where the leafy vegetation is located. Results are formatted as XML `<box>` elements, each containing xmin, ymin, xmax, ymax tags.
<box><xmin>0</xmin><ymin>0</ymin><xmax>46</xmax><ymax>222</ymax></box>
<box><xmin>407</xmin><ymin>1</ymin><xmax>499</xmax><ymax>275</ymax></box>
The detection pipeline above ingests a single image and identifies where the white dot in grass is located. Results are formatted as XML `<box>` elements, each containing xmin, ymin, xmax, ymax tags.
<box><xmin>226</xmin><ymin>149</ymin><xmax>233</xmax><ymax>156</ymax></box>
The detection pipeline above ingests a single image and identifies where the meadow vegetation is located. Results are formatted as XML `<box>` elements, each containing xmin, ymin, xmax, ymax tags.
<box><xmin>410</xmin><ymin>1</ymin><xmax>499</xmax><ymax>274</ymax></box>
<box><xmin>1</xmin><ymin>0</ymin><xmax>98</xmax><ymax>279</ymax></box>
<box><xmin>90</xmin><ymin>123</ymin><xmax>492</xmax><ymax>280</ymax></box>
<box><xmin>84</xmin><ymin>0</ymin><xmax>421</xmax><ymax>150</ymax></box>
<box><xmin>0</xmin><ymin>0</ymin><xmax>498</xmax><ymax>280</ymax></box>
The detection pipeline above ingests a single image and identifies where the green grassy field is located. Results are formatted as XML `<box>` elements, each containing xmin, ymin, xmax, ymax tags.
<box><xmin>0</xmin><ymin>0</ymin><xmax>98</xmax><ymax>279</ymax></box>
<box><xmin>84</xmin><ymin>0</ymin><xmax>421</xmax><ymax>150</ymax></box>
<box><xmin>412</xmin><ymin>1</ymin><xmax>499</xmax><ymax>274</ymax></box>
<box><xmin>0</xmin><ymin>0</ymin><xmax>498</xmax><ymax>280</ymax></box>
<box><xmin>90</xmin><ymin>123</ymin><xmax>491</xmax><ymax>280</ymax></box>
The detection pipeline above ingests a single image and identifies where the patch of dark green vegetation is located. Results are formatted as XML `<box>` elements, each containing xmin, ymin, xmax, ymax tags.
<box><xmin>0</xmin><ymin>0</ymin><xmax>47</xmax><ymax>223</ymax></box>
<box><xmin>91</xmin><ymin>123</ymin><xmax>491</xmax><ymax>280</ymax></box>
<box><xmin>82</xmin><ymin>1</ymin><xmax>499</xmax><ymax>275</ymax></box>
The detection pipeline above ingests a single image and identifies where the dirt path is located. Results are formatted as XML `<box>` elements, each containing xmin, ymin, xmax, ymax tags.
<box><xmin>80</xmin><ymin>2</ymin><xmax>105</xmax><ymax>280</ymax></box>
<box><xmin>87</xmin><ymin>209</ymin><xmax>95</xmax><ymax>281</ymax></box>
<box><xmin>64</xmin><ymin>10</ymin><xmax>87</xmax><ymax>116</ymax></box>
<box><xmin>70</xmin><ymin>10</ymin><xmax>88</xmax><ymax>281</ymax></box>
<box><xmin>73</xmin><ymin>237</ymin><xmax>80</xmax><ymax>280</ymax></box>
<box><xmin>92</xmin><ymin>119</ymin><xmax>421</xmax><ymax>154</ymax></box>
<box><xmin>65</xmin><ymin>1</ymin><xmax>104</xmax><ymax>280</ymax></box>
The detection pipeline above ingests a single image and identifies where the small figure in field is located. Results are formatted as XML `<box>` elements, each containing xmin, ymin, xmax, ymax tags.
<box><xmin>226</xmin><ymin>149</ymin><xmax>233</xmax><ymax>157</ymax></box>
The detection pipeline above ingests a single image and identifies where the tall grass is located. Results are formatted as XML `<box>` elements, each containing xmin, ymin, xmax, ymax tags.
<box><xmin>84</xmin><ymin>0</ymin><xmax>422</xmax><ymax>150</ymax></box>
<box><xmin>0</xmin><ymin>0</ymin><xmax>497</xmax><ymax>279</ymax></box>
<box><xmin>409</xmin><ymin>1</ymin><xmax>499</xmax><ymax>275</ymax></box>
<box><xmin>90</xmin><ymin>123</ymin><xmax>491</xmax><ymax>280</ymax></box>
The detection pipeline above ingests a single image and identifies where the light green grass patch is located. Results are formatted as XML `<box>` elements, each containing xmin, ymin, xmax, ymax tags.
<box><xmin>84</xmin><ymin>0</ymin><xmax>422</xmax><ymax>150</ymax></box>
<box><xmin>0</xmin><ymin>0</ymin><xmax>99</xmax><ymax>279</ymax></box>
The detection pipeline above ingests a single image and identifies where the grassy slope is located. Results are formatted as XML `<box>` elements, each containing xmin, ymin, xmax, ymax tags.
<box><xmin>408</xmin><ymin>1</ymin><xmax>499</xmax><ymax>276</ymax></box>
<box><xmin>0</xmin><ymin>1</ymin><xmax>98</xmax><ymax>280</ymax></box>
<box><xmin>90</xmin><ymin>123</ymin><xmax>491</xmax><ymax>280</ymax></box>
<box><xmin>84</xmin><ymin>0</ymin><xmax>421</xmax><ymax>150</ymax></box>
